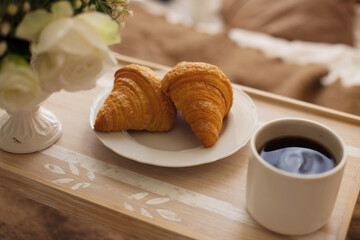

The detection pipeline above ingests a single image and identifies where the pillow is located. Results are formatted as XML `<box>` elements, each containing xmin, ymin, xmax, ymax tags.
<box><xmin>222</xmin><ymin>0</ymin><xmax>356</xmax><ymax>46</ymax></box>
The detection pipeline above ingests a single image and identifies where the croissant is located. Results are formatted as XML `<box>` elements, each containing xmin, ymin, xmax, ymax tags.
<box><xmin>162</xmin><ymin>62</ymin><xmax>233</xmax><ymax>147</ymax></box>
<box><xmin>94</xmin><ymin>64</ymin><xmax>177</xmax><ymax>132</ymax></box>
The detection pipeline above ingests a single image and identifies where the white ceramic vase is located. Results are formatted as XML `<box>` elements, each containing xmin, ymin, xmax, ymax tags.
<box><xmin>0</xmin><ymin>104</ymin><xmax>62</xmax><ymax>154</ymax></box>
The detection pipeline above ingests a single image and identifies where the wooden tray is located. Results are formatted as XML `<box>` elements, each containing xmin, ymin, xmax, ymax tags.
<box><xmin>0</xmin><ymin>54</ymin><xmax>359</xmax><ymax>240</ymax></box>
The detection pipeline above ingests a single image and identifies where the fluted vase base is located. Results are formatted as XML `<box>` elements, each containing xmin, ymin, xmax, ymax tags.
<box><xmin>0</xmin><ymin>106</ymin><xmax>62</xmax><ymax>154</ymax></box>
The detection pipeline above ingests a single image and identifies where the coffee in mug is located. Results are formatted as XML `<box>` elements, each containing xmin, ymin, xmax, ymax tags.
<box><xmin>259</xmin><ymin>136</ymin><xmax>336</xmax><ymax>174</ymax></box>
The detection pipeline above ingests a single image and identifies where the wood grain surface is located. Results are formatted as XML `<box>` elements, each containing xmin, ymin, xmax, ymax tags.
<box><xmin>0</xmin><ymin>54</ymin><xmax>359</xmax><ymax>240</ymax></box>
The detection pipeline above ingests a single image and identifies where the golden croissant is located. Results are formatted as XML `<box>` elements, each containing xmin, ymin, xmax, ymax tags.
<box><xmin>162</xmin><ymin>62</ymin><xmax>233</xmax><ymax>147</ymax></box>
<box><xmin>94</xmin><ymin>64</ymin><xmax>177</xmax><ymax>132</ymax></box>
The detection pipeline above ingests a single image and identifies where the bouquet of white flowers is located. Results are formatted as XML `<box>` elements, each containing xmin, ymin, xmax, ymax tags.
<box><xmin>0</xmin><ymin>0</ymin><xmax>131</xmax><ymax>153</ymax></box>
<box><xmin>0</xmin><ymin>0</ymin><xmax>131</xmax><ymax>112</ymax></box>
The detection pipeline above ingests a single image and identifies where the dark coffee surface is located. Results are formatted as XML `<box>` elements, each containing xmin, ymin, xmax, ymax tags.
<box><xmin>259</xmin><ymin>137</ymin><xmax>336</xmax><ymax>174</ymax></box>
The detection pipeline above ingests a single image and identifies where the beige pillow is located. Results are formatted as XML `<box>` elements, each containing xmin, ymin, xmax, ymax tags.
<box><xmin>222</xmin><ymin>0</ymin><xmax>356</xmax><ymax>46</ymax></box>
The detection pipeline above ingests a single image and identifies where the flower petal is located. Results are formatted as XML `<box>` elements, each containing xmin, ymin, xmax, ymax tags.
<box><xmin>32</xmin><ymin>52</ymin><xmax>66</xmax><ymax>93</ymax></box>
<box><xmin>59</xmin><ymin>54</ymin><xmax>104</xmax><ymax>91</ymax></box>
<box><xmin>32</xmin><ymin>18</ymin><xmax>73</xmax><ymax>54</ymax></box>
<box><xmin>56</xmin><ymin>26</ymin><xmax>98</xmax><ymax>55</ymax></box>
<box><xmin>76</xmin><ymin>12</ymin><xmax>121</xmax><ymax>45</ymax></box>
<box><xmin>73</xmin><ymin>18</ymin><xmax>108</xmax><ymax>50</ymax></box>
<box><xmin>15</xmin><ymin>9</ymin><xmax>52</xmax><ymax>42</ymax></box>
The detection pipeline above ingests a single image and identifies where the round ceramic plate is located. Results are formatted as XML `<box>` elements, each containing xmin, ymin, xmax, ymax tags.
<box><xmin>90</xmin><ymin>84</ymin><xmax>258</xmax><ymax>167</ymax></box>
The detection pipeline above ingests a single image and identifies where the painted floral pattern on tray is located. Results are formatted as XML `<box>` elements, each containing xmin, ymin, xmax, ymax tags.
<box><xmin>44</xmin><ymin>163</ymin><xmax>182</xmax><ymax>222</ymax></box>
<box><xmin>125</xmin><ymin>192</ymin><xmax>181</xmax><ymax>222</ymax></box>
<box><xmin>44</xmin><ymin>163</ymin><xmax>93</xmax><ymax>190</ymax></box>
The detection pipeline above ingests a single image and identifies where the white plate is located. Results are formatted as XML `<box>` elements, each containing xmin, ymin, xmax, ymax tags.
<box><xmin>90</xmin><ymin>84</ymin><xmax>258</xmax><ymax>167</ymax></box>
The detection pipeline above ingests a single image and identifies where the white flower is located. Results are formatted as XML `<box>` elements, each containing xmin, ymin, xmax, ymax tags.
<box><xmin>0</xmin><ymin>55</ymin><xmax>43</xmax><ymax>112</ymax></box>
<box><xmin>32</xmin><ymin>16</ymin><xmax>116</xmax><ymax>93</ymax></box>
<box><xmin>15</xmin><ymin>1</ymin><xmax>119</xmax><ymax>93</ymax></box>
<box><xmin>16</xmin><ymin>0</ymin><xmax>120</xmax><ymax>46</ymax></box>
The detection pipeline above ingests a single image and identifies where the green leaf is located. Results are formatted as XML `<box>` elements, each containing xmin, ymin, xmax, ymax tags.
<box><xmin>5</xmin><ymin>54</ymin><xmax>29</xmax><ymax>67</ymax></box>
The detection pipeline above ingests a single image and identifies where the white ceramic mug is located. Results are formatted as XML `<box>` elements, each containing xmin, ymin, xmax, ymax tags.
<box><xmin>246</xmin><ymin>118</ymin><xmax>347</xmax><ymax>235</ymax></box>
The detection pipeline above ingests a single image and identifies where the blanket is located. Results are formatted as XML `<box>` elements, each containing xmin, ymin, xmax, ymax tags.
<box><xmin>112</xmin><ymin>4</ymin><xmax>360</xmax><ymax>116</ymax></box>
